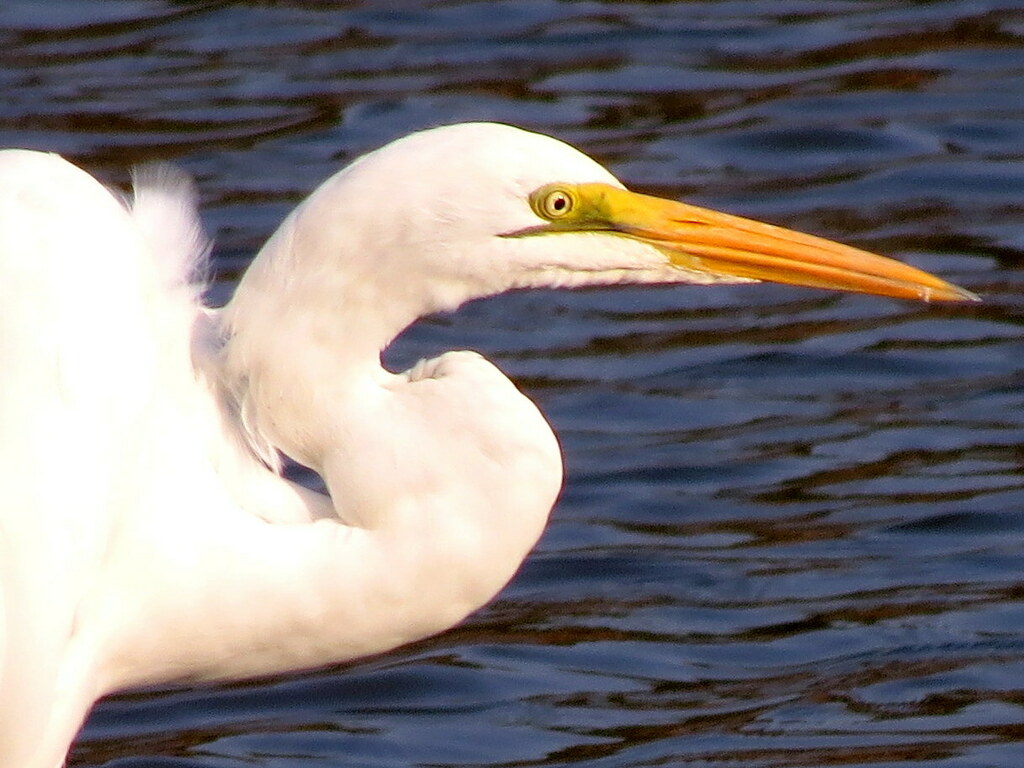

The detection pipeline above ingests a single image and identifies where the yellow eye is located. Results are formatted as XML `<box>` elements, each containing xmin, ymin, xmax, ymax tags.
<box><xmin>537</xmin><ymin>186</ymin><xmax>575</xmax><ymax>219</ymax></box>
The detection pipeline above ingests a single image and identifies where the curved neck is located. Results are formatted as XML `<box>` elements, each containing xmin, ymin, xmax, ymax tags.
<box><xmin>101</xmin><ymin>497</ymin><xmax>524</xmax><ymax>690</ymax></box>
<box><xmin>96</xmin><ymin>193</ymin><xmax>562</xmax><ymax>692</ymax></box>
<box><xmin>97</xmin><ymin>345</ymin><xmax>561</xmax><ymax>692</ymax></box>
<box><xmin>219</xmin><ymin>195</ymin><xmax>458</xmax><ymax>471</ymax></box>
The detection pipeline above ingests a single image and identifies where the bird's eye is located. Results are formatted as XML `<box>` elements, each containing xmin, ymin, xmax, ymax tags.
<box><xmin>536</xmin><ymin>186</ymin><xmax>576</xmax><ymax>219</ymax></box>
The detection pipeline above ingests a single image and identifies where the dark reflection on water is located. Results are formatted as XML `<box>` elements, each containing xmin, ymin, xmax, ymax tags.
<box><xmin>3</xmin><ymin>1</ymin><xmax>1024</xmax><ymax>766</ymax></box>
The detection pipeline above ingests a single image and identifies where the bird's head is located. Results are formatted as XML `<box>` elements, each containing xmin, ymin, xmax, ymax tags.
<box><xmin>222</xmin><ymin>122</ymin><xmax>976</xmax><ymax>471</ymax></box>
<box><xmin>227</xmin><ymin>121</ymin><xmax>976</xmax><ymax>382</ymax></box>
<box><xmin>278</xmin><ymin>122</ymin><xmax>975</xmax><ymax>317</ymax></box>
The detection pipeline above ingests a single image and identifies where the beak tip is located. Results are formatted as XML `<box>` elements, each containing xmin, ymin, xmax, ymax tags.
<box><xmin>927</xmin><ymin>283</ymin><xmax>981</xmax><ymax>303</ymax></box>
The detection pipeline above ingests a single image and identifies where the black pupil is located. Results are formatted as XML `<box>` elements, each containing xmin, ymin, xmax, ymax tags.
<box><xmin>552</xmin><ymin>195</ymin><xmax>566</xmax><ymax>211</ymax></box>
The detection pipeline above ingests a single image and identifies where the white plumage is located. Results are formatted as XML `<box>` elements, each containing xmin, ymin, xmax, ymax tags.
<box><xmin>0</xmin><ymin>123</ymin><xmax>973</xmax><ymax>767</ymax></box>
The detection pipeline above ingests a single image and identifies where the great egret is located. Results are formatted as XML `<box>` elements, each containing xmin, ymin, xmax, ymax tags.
<box><xmin>0</xmin><ymin>122</ymin><xmax>975</xmax><ymax>767</ymax></box>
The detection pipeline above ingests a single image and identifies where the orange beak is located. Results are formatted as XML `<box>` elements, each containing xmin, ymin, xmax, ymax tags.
<box><xmin>526</xmin><ymin>183</ymin><xmax>978</xmax><ymax>303</ymax></box>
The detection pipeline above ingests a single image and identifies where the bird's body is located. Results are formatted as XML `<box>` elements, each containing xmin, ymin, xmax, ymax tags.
<box><xmin>0</xmin><ymin>123</ymin><xmax>974</xmax><ymax>767</ymax></box>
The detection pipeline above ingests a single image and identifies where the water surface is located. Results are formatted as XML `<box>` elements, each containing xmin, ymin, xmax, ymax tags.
<box><xmin>2</xmin><ymin>2</ymin><xmax>1024</xmax><ymax>766</ymax></box>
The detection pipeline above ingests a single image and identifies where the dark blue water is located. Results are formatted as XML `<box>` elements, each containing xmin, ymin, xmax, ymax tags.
<box><xmin>3</xmin><ymin>1</ymin><xmax>1024</xmax><ymax>766</ymax></box>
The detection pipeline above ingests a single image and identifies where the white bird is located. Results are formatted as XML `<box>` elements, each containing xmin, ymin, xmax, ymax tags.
<box><xmin>0</xmin><ymin>123</ymin><xmax>975</xmax><ymax>767</ymax></box>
